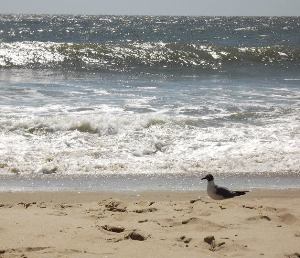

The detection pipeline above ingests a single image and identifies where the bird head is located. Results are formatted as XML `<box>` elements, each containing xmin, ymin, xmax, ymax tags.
<box><xmin>201</xmin><ymin>174</ymin><xmax>214</xmax><ymax>181</ymax></box>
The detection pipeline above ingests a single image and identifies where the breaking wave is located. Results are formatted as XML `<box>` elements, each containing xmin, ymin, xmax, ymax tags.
<box><xmin>0</xmin><ymin>41</ymin><xmax>299</xmax><ymax>73</ymax></box>
<box><xmin>1</xmin><ymin>110</ymin><xmax>299</xmax><ymax>176</ymax></box>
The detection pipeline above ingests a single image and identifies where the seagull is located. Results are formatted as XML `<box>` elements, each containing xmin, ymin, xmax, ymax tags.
<box><xmin>201</xmin><ymin>174</ymin><xmax>249</xmax><ymax>200</ymax></box>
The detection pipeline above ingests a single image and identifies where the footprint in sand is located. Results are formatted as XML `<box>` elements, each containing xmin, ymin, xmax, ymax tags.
<box><xmin>177</xmin><ymin>235</ymin><xmax>192</xmax><ymax>244</ymax></box>
<box><xmin>242</xmin><ymin>204</ymin><xmax>256</xmax><ymax>209</ymax></box>
<box><xmin>138</xmin><ymin>219</ymin><xmax>148</xmax><ymax>223</ymax></box>
<box><xmin>181</xmin><ymin>217</ymin><xmax>225</xmax><ymax>231</ymax></box>
<box><xmin>203</xmin><ymin>235</ymin><xmax>226</xmax><ymax>252</ymax></box>
<box><xmin>105</xmin><ymin>230</ymin><xmax>150</xmax><ymax>242</ymax></box>
<box><xmin>278</xmin><ymin>213</ymin><xmax>298</xmax><ymax>225</ymax></box>
<box><xmin>125</xmin><ymin>230</ymin><xmax>149</xmax><ymax>241</ymax></box>
<box><xmin>0</xmin><ymin>247</ymin><xmax>50</xmax><ymax>256</ymax></box>
<box><xmin>101</xmin><ymin>225</ymin><xmax>125</xmax><ymax>233</ymax></box>
<box><xmin>104</xmin><ymin>200</ymin><xmax>127</xmax><ymax>212</ymax></box>
<box><xmin>0</xmin><ymin>203</ymin><xmax>13</xmax><ymax>208</ymax></box>
<box><xmin>18</xmin><ymin>202</ymin><xmax>36</xmax><ymax>209</ymax></box>
<box><xmin>199</xmin><ymin>211</ymin><xmax>211</xmax><ymax>216</ymax></box>
<box><xmin>155</xmin><ymin>218</ymin><xmax>181</xmax><ymax>228</ymax></box>
<box><xmin>132</xmin><ymin>207</ymin><xmax>158</xmax><ymax>213</ymax></box>
<box><xmin>37</xmin><ymin>202</ymin><xmax>47</xmax><ymax>208</ymax></box>
<box><xmin>246</xmin><ymin>215</ymin><xmax>271</xmax><ymax>222</ymax></box>
<box><xmin>59</xmin><ymin>203</ymin><xmax>73</xmax><ymax>209</ymax></box>
<box><xmin>285</xmin><ymin>253</ymin><xmax>300</xmax><ymax>258</ymax></box>
<box><xmin>48</xmin><ymin>211</ymin><xmax>68</xmax><ymax>216</ymax></box>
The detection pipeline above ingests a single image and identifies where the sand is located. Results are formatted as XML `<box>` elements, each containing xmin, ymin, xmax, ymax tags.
<box><xmin>0</xmin><ymin>190</ymin><xmax>299</xmax><ymax>258</ymax></box>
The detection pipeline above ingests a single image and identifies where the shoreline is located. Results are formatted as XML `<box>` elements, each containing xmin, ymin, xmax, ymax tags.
<box><xmin>0</xmin><ymin>189</ymin><xmax>299</xmax><ymax>257</ymax></box>
<box><xmin>0</xmin><ymin>188</ymin><xmax>300</xmax><ymax>201</ymax></box>
<box><xmin>1</xmin><ymin>173</ymin><xmax>300</xmax><ymax>192</ymax></box>
<box><xmin>0</xmin><ymin>188</ymin><xmax>300</xmax><ymax>202</ymax></box>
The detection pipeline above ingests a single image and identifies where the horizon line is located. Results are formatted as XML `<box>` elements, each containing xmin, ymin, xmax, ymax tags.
<box><xmin>0</xmin><ymin>12</ymin><xmax>299</xmax><ymax>18</ymax></box>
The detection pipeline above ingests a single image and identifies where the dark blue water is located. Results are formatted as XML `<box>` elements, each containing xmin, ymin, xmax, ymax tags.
<box><xmin>0</xmin><ymin>15</ymin><xmax>299</xmax><ymax>73</ymax></box>
<box><xmin>1</xmin><ymin>15</ymin><xmax>300</xmax><ymax>46</ymax></box>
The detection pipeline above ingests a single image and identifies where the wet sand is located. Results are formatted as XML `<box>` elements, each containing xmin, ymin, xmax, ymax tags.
<box><xmin>0</xmin><ymin>190</ymin><xmax>299</xmax><ymax>258</ymax></box>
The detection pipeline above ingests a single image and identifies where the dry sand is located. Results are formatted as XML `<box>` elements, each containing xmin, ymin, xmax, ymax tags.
<box><xmin>0</xmin><ymin>190</ymin><xmax>299</xmax><ymax>258</ymax></box>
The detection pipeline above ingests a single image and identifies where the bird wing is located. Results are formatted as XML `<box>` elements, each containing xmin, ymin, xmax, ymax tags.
<box><xmin>215</xmin><ymin>185</ymin><xmax>234</xmax><ymax>198</ymax></box>
<box><xmin>232</xmin><ymin>190</ymin><xmax>249</xmax><ymax>196</ymax></box>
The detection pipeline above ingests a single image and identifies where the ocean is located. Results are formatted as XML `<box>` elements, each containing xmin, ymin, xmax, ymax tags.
<box><xmin>0</xmin><ymin>15</ymin><xmax>299</xmax><ymax>191</ymax></box>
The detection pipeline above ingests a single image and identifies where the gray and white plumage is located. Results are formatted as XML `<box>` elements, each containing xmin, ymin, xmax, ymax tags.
<box><xmin>201</xmin><ymin>174</ymin><xmax>248</xmax><ymax>200</ymax></box>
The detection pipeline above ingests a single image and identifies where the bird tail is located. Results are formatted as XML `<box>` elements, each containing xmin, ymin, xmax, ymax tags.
<box><xmin>233</xmin><ymin>191</ymin><xmax>249</xmax><ymax>196</ymax></box>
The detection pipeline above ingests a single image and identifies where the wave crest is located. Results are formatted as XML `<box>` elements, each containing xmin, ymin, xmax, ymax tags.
<box><xmin>0</xmin><ymin>41</ymin><xmax>299</xmax><ymax>72</ymax></box>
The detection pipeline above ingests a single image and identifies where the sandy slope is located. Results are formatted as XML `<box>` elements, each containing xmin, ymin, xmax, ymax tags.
<box><xmin>0</xmin><ymin>190</ymin><xmax>299</xmax><ymax>258</ymax></box>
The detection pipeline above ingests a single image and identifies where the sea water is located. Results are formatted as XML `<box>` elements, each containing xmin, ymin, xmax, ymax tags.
<box><xmin>0</xmin><ymin>15</ymin><xmax>299</xmax><ymax>190</ymax></box>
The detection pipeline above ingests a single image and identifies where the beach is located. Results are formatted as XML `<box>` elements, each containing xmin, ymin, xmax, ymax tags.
<box><xmin>0</xmin><ymin>14</ymin><xmax>299</xmax><ymax>258</ymax></box>
<box><xmin>0</xmin><ymin>189</ymin><xmax>299</xmax><ymax>258</ymax></box>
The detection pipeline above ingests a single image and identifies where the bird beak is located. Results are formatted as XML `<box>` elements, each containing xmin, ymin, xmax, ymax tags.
<box><xmin>201</xmin><ymin>176</ymin><xmax>207</xmax><ymax>180</ymax></box>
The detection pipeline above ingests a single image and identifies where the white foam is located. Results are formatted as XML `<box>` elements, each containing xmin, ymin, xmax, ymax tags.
<box><xmin>0</xmin><ymin>107</ymin><xmax>299</xmax><ymax>176</ymax></box>
<box><xmin>1</xmin><ymin>69</ymin><xmax>299</xmax><ymax>177</ymax></box>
